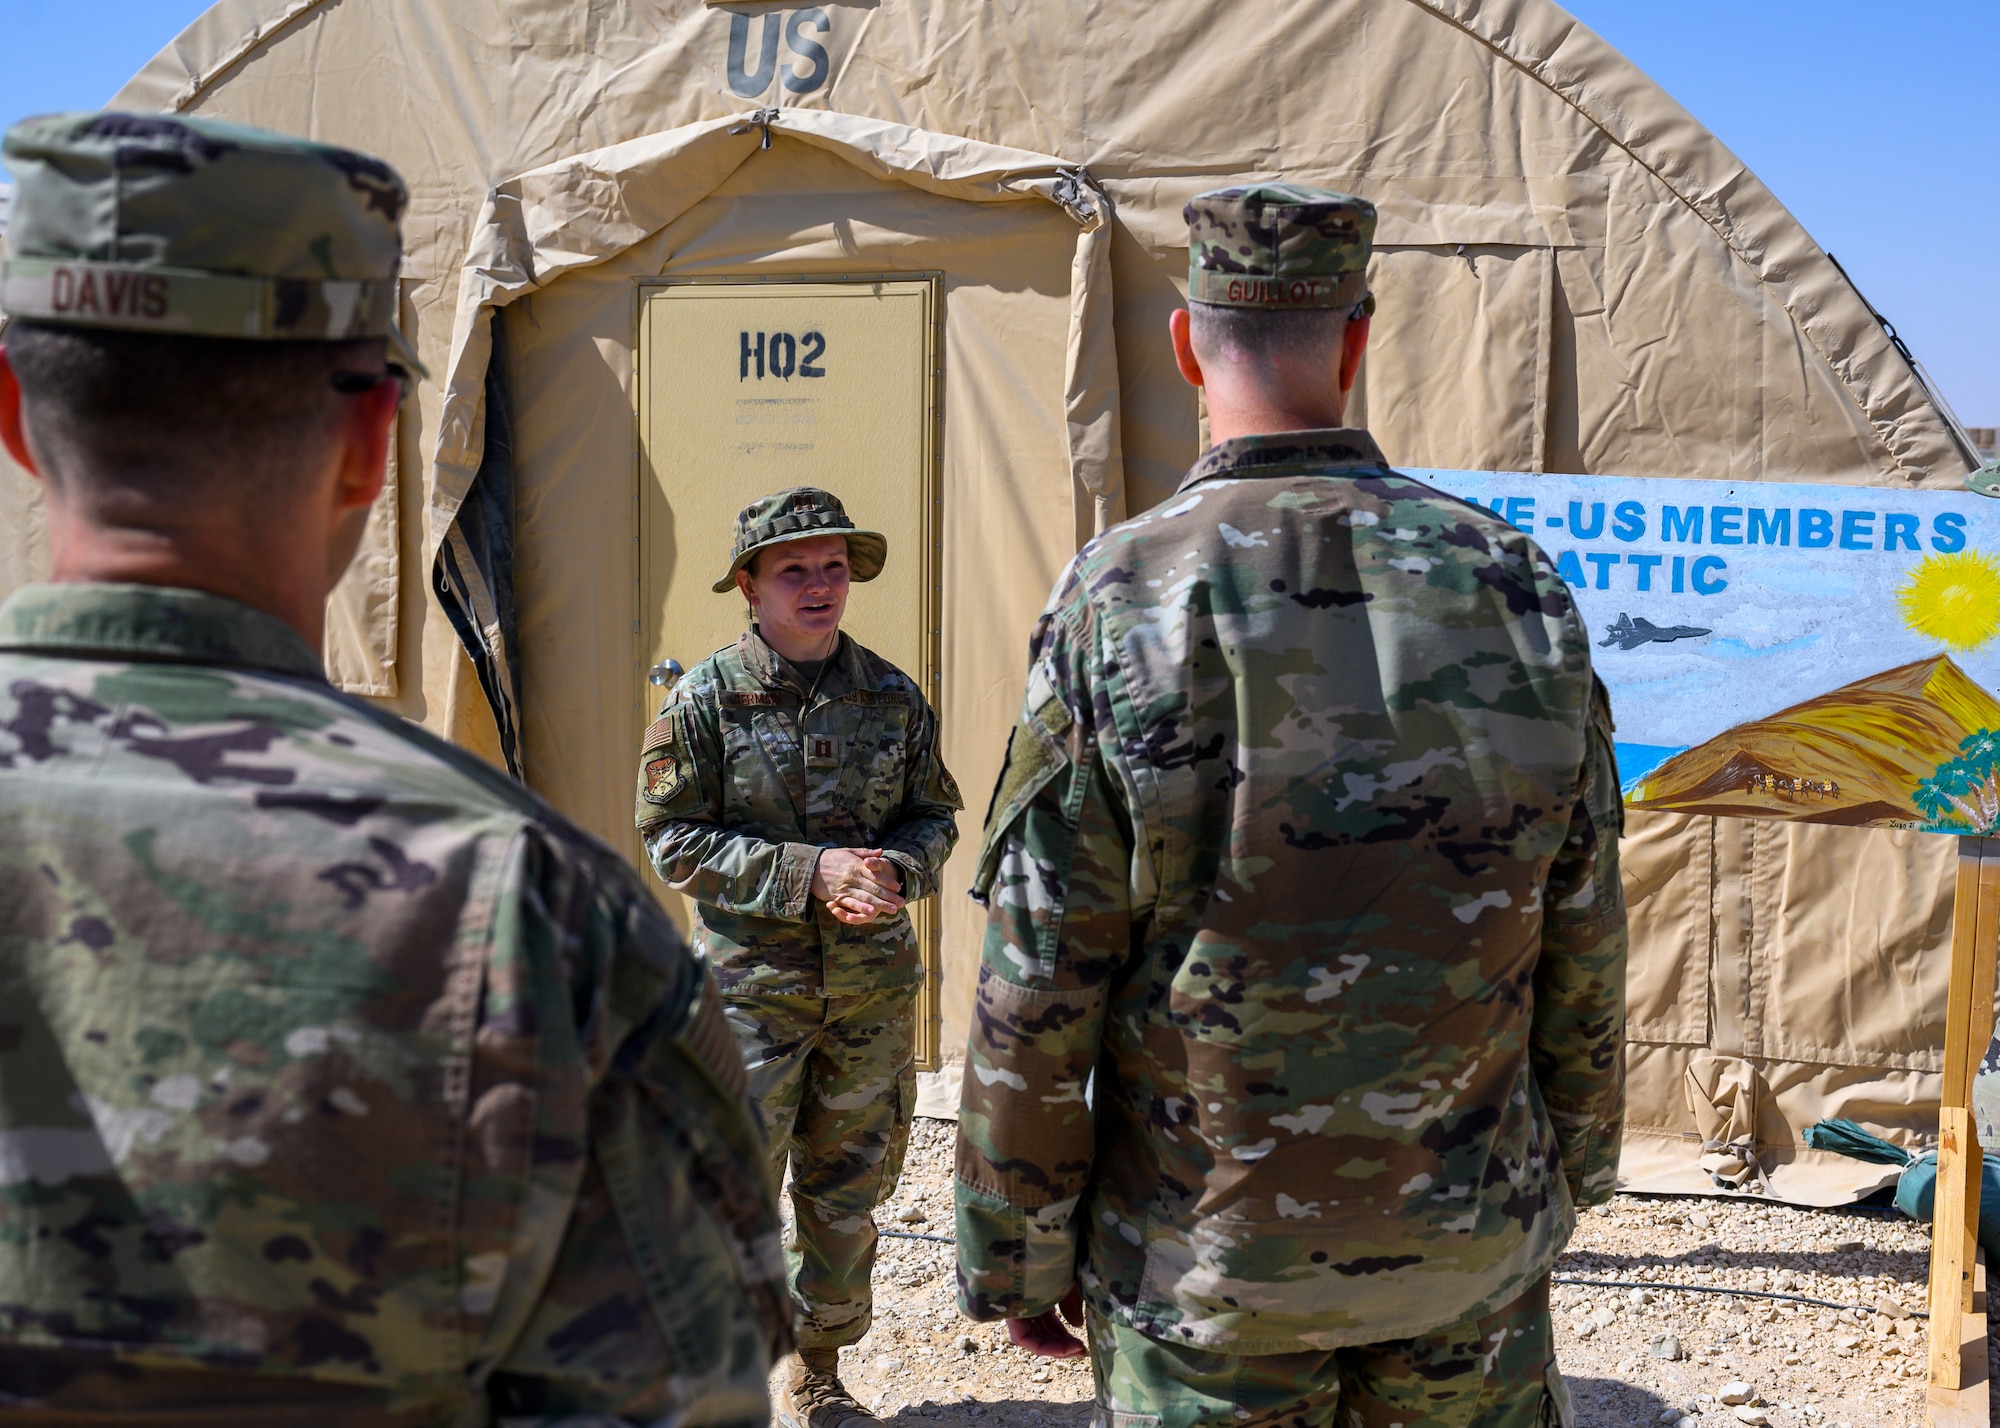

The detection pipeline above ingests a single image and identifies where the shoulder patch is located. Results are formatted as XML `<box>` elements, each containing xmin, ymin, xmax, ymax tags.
<box><xmin>637</xmin><ymin>706</ymin><xmax>698</xmax><ymax>813</ymax></box>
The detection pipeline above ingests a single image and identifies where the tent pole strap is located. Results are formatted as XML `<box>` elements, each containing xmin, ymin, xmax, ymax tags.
<box><xmin>1927</xmin><ymin>834</ymin><xmax>1996</xmax><ymax>1426</ymax></box>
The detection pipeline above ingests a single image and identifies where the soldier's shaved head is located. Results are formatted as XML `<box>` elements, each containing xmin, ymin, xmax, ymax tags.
<box><xmin>1185</xmin><ymin>301</ymin><xmax>1349</xmax><ymax>376</ymax></box>
<box><xmin>4</xmin><ymin>323</ymin><xmax>377</xmax><ymax>497</ymax></box>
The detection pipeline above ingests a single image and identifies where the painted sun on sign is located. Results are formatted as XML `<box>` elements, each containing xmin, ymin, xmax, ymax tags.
<box><xmin>1897</xmin><ymin>550</ymin><xmax>2000</xmax><ymax>653</ymax></box>
<box><xmin>1414</xmin><ymin>471</ymin><xmax>2000</xmax><ymax>836</ymax></box>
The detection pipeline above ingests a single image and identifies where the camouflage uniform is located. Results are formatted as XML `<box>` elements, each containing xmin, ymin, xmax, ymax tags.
<box><xmin>954</xmin><ymin>186</ymin><xmax>1625</xmax><ymax>1427</ymax></box>
<box><xmin>0</xmin><ymin>584</ymin><xmax>790</xmax><ymax>1424</ymax></box>
<box><xmin>0</xmin><ymin>113</ymin><xmax>787</xmax><ymax>1424</ymax></box>
<box><xmin>638</xmin><ymin>490</ymin><xmax>962</xmax><ymax>1354</ymax></box>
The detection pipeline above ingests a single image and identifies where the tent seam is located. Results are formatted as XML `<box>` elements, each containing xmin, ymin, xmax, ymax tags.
<box><xmin>158</xmin><ymin>0</ymin><xmax>337</xmax><ymax>115</ymax></box>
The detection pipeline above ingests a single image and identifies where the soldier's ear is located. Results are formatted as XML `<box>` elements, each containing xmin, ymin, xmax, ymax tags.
<box><xmin>1338</xmin><ymin>313</ymin><xmax>1371</xmax><ymax>400</ymax></box>
<box><xmin>1169</xmin><ymin>308</ymin><xmax>1204</xmax><ymax>389</ymax></box>
<box><xmin>0</xmin><ymin>347</ymin><xmax>43</xmax><ymax>481</ymax></box>
<box><xmin>734</xmin><ymin>566</ymin><xmax>758</xmax><ymax>609</ymax></box>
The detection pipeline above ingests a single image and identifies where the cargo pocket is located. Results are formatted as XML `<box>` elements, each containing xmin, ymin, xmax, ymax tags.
<box><xmin>876</xmin><ymin>1054</ymin><xmax>918</xmax><ymax>1204</ymax></box>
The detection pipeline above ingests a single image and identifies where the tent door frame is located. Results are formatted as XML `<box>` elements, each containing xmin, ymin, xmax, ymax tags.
<box><xmin>633</xmin><ymin>271</ymin><xmax>948</xmax><ymax>1072</ymax></box>
<box><xmin>1927</xmin><ymin>834</ymin><xmax>1998</xmax><ymax>1425</ymax></box>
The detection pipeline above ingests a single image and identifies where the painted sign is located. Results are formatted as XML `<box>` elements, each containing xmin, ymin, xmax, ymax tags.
<box><xmin>1417</xmin><ymin>471</ymin><xmax>2000</xmax><ymax>835</ymax></box>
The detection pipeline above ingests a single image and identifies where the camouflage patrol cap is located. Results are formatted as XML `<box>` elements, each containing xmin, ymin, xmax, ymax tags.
<box><xmin>0</xmin><ymin>111</ymin><xmax>426</xmax><ymax>376</ymax></box>
<box><xmin>714</xmin><ymin>487</ymin><xmax>887</xmax><ymax>593</ymax></box>
<box><xmin>1185</xmin><ymin>183</ymin><xmax>1376</xmax><ymax>311</ymax></box>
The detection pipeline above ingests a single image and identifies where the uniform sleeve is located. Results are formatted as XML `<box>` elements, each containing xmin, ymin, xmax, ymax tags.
<box><xmin>482</xmin><ymin>832</ymin><xmax>791</xmax><ymax>1422</ymax></box>
<box><xmin>877</xmin><ymin>690</ymin><xmax>963</xmax><ymax>901</ymax></box>
<box><xmin>637</xmin><ymin>690</ymin><xmax>820</xmax><ymax>922</ymax></box>
<box><xmin>954</xmin><ymin>601</ymin><xmax>1134</xmax><ymax>1322</ymax></box>
<box><xmin>1533</xmin><ymin>675</ymin><xmax>1629</xmax><ymax>1209</ymax></box>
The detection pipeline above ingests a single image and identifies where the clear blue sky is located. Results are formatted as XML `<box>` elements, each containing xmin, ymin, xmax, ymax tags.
<box><xmin>1</xmin><ymin>0</ymin><xmax>1993</xmax><ymax>423</ymax></box>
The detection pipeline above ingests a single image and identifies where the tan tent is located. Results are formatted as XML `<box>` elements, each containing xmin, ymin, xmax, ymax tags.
<box><xmin>0</xmin><ymin>0</ymin><xmax>1982</xmax><ymax>1204</ymax></box>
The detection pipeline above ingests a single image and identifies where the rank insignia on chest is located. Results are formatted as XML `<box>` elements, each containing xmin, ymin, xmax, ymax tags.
<box><xmin>807</xmin><ymin>735</ymin><xmax>839</xmax><ymax>768</ymax></box>
<box><xmin>644</xmin><ymin>751</ymin><xmax>686</xmax><ymax>801</ymax></box>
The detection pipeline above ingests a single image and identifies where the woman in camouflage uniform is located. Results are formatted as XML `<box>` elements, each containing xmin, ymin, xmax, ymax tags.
<box><xmin>636</xmin><ymin>487</ymin><xmax>961</xmax><ymax>1428</ymax></box>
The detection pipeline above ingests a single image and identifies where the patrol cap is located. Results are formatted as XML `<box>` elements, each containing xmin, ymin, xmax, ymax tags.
<box><xmin>1185</xmin><ymin>183</ymin><xmax>1376</xmax><ymax>312</ymax></box>
<box><xmin>715</xmin><ymin>487</ymin><xmax>887</xmax><ymax>594</ymax></box>
<box><xmin>0</xmin><ymin>111</ymin><xmax>426</xmax><ymax>378</ymax></box>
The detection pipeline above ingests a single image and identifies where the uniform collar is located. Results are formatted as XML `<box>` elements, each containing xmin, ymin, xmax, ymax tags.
<box><xmin>739</xmin><ymin>627</ymin><xmax>856</xmax><ymax>697</ymax></box>
<box><xmin>1177</xmin><ymin>427</ymin><xmax>1391</xmax><ymax>493</ymax></box>
<box><xmin>0</xmin><ymin>582</ymin><xmax>326</xmax><ymax>680</ymax></box>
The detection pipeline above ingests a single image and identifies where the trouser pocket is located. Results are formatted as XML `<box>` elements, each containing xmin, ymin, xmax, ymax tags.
<box><xmin>877</xmin><ymin>1051</ymin><xmax>917</xmax><ymax>1200</ymax></box>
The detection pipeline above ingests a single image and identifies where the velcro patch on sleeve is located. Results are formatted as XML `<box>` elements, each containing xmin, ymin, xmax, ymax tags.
<box><xmin>637</xmin><ymin>706</ymin><xmax>700</xmax><ymax>812</ymax></box>
<box><xmin>970</xmin><ymin>669</ymin><xmax>1077</xmax><ymax>902</ymax></box>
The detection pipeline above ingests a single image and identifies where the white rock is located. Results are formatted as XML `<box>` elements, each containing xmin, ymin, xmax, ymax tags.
<box><xmin>1689</xmin><ymin>1211</ymin><xmax>1713</xmax><ymax>1229</ymax></box>
<box><xmin>1718</xmin><ymin>1382</ymin><xmax>1757</xmax><ymax>1405</ymax></box>
<box><xmin>874</xmin><ymin>1355</ymin><xmax>904</xmax><ymax>1373</ymax></box>
<box><xmin>1629</xmin><ymin>1287</ymin><xmax>1656</xmax><ymax>1306</ymax></box>
<box><xmin>1731</xmin><ymin>1409</ymin><xmax>1769</xmax><ymax>1426</ymax></box>
<box><xmin>896</xmin><ymin>1206</ymin><xmax>928</xmax><ymax>1224</ymax></box>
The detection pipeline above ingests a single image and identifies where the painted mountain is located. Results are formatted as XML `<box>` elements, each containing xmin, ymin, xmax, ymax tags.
<box><xmin>1626</xmin><ymin>656</ymin><xmax>2000</xmax><ymax>831</ymax></box>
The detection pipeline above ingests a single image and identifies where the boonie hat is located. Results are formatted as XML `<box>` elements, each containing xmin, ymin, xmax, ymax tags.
<box><xmin>1185</xmin><ymin>183</ymin><xmax>1376</xmax><ymax>312</ymax></box>
<box><xmin>0</xmin><ymin>111</ymin><xmax>426</xmax><ymax>377</ymax></box>
<box><xmin>714</xmin><ymin>487</ymin><xmax>887</xmax><ymax>593</ymax></box>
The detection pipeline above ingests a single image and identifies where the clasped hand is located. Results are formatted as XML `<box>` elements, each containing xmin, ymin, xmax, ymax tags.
<box><xmin>811</xmin><ymin>847</ymin><xmax>907</xmax><ymax>924</ymax></box>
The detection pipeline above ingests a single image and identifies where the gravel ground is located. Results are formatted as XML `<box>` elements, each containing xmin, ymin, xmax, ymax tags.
<box><xmin>778</xmin><ymin>1119</ymin><xmax>1994</xmax><ymax>1427</ymax></box>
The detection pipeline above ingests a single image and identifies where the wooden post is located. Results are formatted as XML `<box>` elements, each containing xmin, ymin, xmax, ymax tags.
<box><xmin>1928</xmin><ymin>835</ymin><xmax>1999</xmax><ymax>1427</ymax></box>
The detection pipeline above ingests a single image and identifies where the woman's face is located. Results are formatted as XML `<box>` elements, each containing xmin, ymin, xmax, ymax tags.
<box><xmin>736</xmin><ymin>534</ymin><xmax>851</xmax><ymax>650</ymax></box>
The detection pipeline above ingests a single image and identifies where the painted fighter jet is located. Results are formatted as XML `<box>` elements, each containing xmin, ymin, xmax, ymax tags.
<box><xmin>1600</xmin><ymin>612</ymin><xmax>1713</xmax><ymax>651</ymax></box>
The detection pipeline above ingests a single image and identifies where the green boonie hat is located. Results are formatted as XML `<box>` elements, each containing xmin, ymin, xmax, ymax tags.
<box><xmin>1185</xmin><ymin>183</ymin><xmax>1376</xmax><ymax>312</ymax></box>
<box><xmin>714</xmin><ymin>487</ymin><xmax>887</xmax><ymax>594</ymax></box>
<box><xmin>0</xmin><ymin>111</ymin><xmax>426</xmax><ymax>378</ymax></box>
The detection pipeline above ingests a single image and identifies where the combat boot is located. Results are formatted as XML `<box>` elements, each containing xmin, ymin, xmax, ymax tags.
<box><xmin>776</xmin><ymin>1349</ymin><xmax>880</xmax><ymax>1428</ymax></box>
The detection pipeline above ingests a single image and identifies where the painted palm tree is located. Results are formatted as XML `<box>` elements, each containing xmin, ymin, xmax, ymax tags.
<box><xmin>1916</xmin><ymin>729</ymin><xmax>2000</xmax><ymax>834</ymax></box>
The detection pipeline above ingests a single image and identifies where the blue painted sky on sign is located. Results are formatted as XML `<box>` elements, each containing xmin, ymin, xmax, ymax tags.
<box><xmin>1419</xmin><ymin>472</ymin><xmax>2000</xmax><ymax>811</ymax></box>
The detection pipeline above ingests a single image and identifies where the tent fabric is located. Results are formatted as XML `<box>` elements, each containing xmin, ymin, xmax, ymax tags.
<box><xmin>17</xmin><ymin>0</ymin><xmax>1966</xmax><ymax>1204</ymax></box>
<box><xmin>432</xmin><ymin>109</ymin><xmax>1119</xmax><ymax>540</ymax></box>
